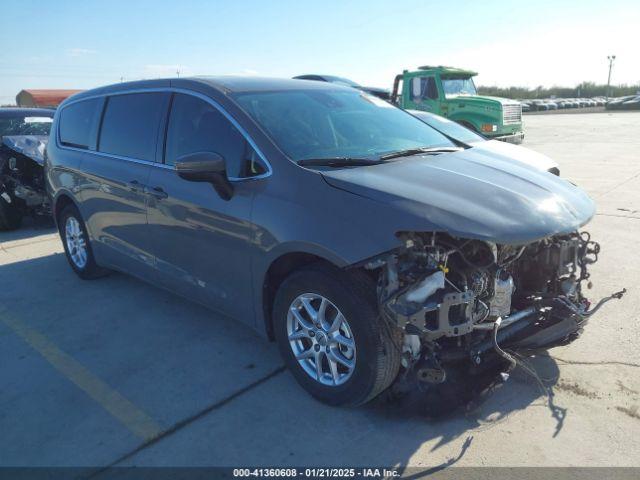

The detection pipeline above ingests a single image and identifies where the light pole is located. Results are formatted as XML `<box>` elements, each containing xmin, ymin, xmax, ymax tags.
<box><xmin>607</xmin><ymin>55</ymin><xmax>616</xmax><ymax>100</ymax></box>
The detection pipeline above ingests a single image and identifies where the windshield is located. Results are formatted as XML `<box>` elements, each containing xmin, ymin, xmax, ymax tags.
<box><xmin>234</xmin><ymin>90</ymin><xmax>455</xmax><ymax>162</ymax></box>
<box><xmin>0</xmin><ymin>116</ymin><xmax>53</xmax><ymax>136</ymax></box>
<box><xmin>408</xmin><ymin>111</ymin><xmax>485</xmax><ymax>144</ymax></box>
<box><xmin>442</xmin><ymin>77</ymin><xmax>477</xmax><ymax>98</ymax></box>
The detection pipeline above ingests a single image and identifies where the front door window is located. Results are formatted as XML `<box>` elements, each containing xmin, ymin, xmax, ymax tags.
<box><xmin>164</xmin><ymin>94</ymin><xmax>266</xmax><ymax>178</ymax></box>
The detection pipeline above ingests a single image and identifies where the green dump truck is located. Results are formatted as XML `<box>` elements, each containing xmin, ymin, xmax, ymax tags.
<box><xmin>391</xmin><ymin>66</ymin><xmax>524</xmax><ymax>143</ymax></box>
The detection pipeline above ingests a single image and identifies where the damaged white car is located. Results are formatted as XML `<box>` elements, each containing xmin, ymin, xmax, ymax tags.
<box><xmin>0</xmin><ymin>108</ymin><xmax>53</xmax><ymax>230</ymax></box>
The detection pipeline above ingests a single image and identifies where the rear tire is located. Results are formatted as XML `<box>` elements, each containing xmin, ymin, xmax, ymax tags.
<box><xmin>0</xmin><ymin>191</ymin><xmax>23</xmax><ymax>230</ymax></box>
<box><xmin>58</xmin><ymin>204</ymin><xmax>109</xmax><ymax>280</ymax></box>
<box><xmin>273</xmin><ymin>264</ymin><xmax>401</xmax><ymax>406</ymax></box>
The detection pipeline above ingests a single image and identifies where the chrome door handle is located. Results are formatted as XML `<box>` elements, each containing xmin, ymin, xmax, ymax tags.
<box><xmin>147</xmin><ymin>186</ymin><xmax>168</xmax><ymax>200</ymax></box>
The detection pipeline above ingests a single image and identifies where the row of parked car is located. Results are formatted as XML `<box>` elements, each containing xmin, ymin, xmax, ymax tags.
<box><xmin>520</xmin><ymin>97</ymin><xmax>607</xmax><ymax>112</ymax></box>
<box><xmin>521</xmin><ymin>95</ymin><xmax>640</xmax><ymax>112</ymax></box>
<box><xmin>605</xmin><ymin>94</ymin><xmax>640</xmax><ymax>110</ymax></box>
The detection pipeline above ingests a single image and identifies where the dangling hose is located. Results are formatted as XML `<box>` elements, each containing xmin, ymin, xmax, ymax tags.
<box><xmin>492</xmin><ymin>317</ymin><xmax>517</xmax><ymax>370</ymax></box>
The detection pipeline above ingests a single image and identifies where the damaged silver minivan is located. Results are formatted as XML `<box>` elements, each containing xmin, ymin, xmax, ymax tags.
<box><xmin>46</xmin><ymin>77</ymin><xmax>624</xmax><ymax>406</ymax></box>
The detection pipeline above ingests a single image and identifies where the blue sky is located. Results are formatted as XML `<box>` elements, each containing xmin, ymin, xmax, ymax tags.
<box><xmin>0</xmin><ymin>0</ymin><xmax>638</xmax><ymax>104</ymax></box>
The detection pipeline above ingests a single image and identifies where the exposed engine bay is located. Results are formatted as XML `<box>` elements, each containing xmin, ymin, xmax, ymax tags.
<box><xmin>0</xmin><ymin>136</ymin><xmax>50</xmax><ymax>229</ymax></box>
<box><xmin>366</xmin><ymin>231</ymin><xmax>626</xmax><ymax>389</ymax></box>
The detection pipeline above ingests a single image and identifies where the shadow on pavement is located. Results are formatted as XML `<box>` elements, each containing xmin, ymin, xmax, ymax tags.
<box><xmin>0</xmin><ymin>215</ymin><xmax>56</xmax><ymax>244</ymax></box>
<box><xmin>359</xmin><ymin>353</ymin><xmax>563</xmax><ymax>472</ymax></box>
<box><xmin>1</xmin><ymin>252</ymin><xmax>566</xmax><ymax>471</ymax></box>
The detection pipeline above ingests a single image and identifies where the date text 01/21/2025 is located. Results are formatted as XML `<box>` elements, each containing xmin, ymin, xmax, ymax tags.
<box><xmin>232</xmin><ymin>468</ymin><xmax>400</xmax><ymax>477</ymax></box>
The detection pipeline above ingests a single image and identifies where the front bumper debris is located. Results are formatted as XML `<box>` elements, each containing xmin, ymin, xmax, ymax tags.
<box><xmin>372</xmin><ymin>231</ymin><xmax>625</xmax><ymax>393</ymax></box>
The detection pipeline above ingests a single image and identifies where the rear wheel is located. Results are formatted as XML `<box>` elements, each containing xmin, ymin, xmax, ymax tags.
<box><xmin>273</xmin><ymin>264</ymin><xmax>401</xmax><ymax>406</ymax></box>
<box><xmin>0</xmin><ymin>191</ymin><xmax>23</xmax><ymax>230</ymax></box>
<box><xmin>58</xmin><ymin>204</ymin><xmax>108</xmax><ymax>279</ymax></box>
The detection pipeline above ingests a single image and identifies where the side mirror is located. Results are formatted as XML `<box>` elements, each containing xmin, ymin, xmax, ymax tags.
<box><xmin>174</xmin><ymin>151</ymin><xmax>233</xmax><ymax>200</ymax></box>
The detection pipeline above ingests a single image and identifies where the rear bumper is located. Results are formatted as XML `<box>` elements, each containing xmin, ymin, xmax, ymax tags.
<box><xmin>493</xmin><ymin>131</ymin><xmax>525</xmax><ymax>144</ymax></box>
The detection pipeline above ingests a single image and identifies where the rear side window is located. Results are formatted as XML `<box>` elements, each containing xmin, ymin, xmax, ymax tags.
<box><xmin>98</xmin><ymin>93</ymin><xmax>167</xmax><ymax>161</ymax></box>
<box><xmin>164</xmin><ymin>93</ymin><xmax>266</xmax><ymax>178</ymax></box>
<box><xmin>59</xmin><ymin>98</ymin><xmax>101</xmax><ymax>149</ymax></box>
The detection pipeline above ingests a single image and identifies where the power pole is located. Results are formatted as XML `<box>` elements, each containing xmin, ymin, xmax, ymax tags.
<box><xmin>607</xmin><ymin>55</ymin><xmax>616</xmax><ymax>100</ymax></box>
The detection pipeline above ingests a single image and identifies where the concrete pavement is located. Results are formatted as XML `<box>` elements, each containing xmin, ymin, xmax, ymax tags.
<box><xmin>1</xmin><ymin>112</ymin><xmax>639</xmax><ymax>470</ymax></box>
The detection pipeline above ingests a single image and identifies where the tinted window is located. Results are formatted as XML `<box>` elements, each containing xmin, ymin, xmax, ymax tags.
<box><xmin>59</xmin><ymin>99</ymin><xmax>101</xmax><ymax>149</ymax></box>
<box><xmin>411</xmin><ymin>77</ymin><xmax>438</xmax><ymax>100</ymax></box>
<box><xmin>235</xmin><ymin>90</ymin><xmax>454</xmax><ymax>162</ymax></box>
<box><xmin>99</xmin><ymin>93</ymin><xmax>166</xmax><ymax>161</ymax></box>
<box><xmin>165</xmin><ymin>93</ymin><xmax>266</xmax><ymax>178</ymax></box>
<box><xmin>425</xmin><ymin>78</ymin><xmax>438</xmax><ymax>99</ymax></box>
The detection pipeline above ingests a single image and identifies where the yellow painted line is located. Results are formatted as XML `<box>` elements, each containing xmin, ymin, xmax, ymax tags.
<box><xmin>0</xmin><ymin>309</ymin><xmax>163</xmax><ymax>441</ymax></box>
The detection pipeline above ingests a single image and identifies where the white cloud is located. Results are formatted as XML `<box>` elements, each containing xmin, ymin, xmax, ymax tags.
<box><xmin>67</xmin><ymin>48</ymin><xmax>97</xmax><ymax>58</ymax></box>
<box><xmin>143</xmin><ymin>64</ymin><xmax>193</xmax><ymax>78</ymax></box>
<box><xmin>354</xmin><ymin>17</ymin><xmax>638</xmax><ymax>90</ymax></box>
<box><xmin>406</xmin><ymin>22</ymin><xmax>639</xmax><ymax>88</ymax></box>
<box><xmin>236</xmin><ymin>69</ymin><xmax>259</xmax><ymax>76</ymax></box>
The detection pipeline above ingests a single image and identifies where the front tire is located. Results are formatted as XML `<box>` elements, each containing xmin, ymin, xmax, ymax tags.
<box><xmin>0</xmin><ymin>191</ymin><xmax>23</xmax><ymax>230</ymax></box>
<box><xmin>58</xmin><ymin>204</ymin><xmax>108</xmax><ymax>279</ymax></box>
<box><xmin>273</xmin><ymin>264</ymin><xmax>401</xmax><ymax>406</ymax></box>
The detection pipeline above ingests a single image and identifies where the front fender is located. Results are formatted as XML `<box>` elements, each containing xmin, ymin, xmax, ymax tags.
<box><xmin>249</xmin><ymin>171</ymin><xmax>415</xmax><ymax>337</ymax></box>
<box><xmin>447</xmin><ymin>110</ymin><xmax>497</xmax><ymax>131</ymax></box>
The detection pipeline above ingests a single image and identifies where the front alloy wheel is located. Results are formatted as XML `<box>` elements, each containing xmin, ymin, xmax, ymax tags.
<box><xmin>287</xmin><ymin>293</ymin><xmax>356</xmax><ymax>386</ymax></box>
<box><xmin>273</xmin><ymin>265</ymin><xmax>402</xmax><ymax>406</ymax></box>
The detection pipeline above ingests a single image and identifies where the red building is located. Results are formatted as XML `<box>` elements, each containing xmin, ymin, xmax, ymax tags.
<box><xmin>16</xmin><ymin>89</ymin><xmax>83</xmax><ymax>108</ymax></box>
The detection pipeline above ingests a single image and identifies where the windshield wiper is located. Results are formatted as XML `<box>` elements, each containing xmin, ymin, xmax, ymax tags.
<box><xmin>380</xmin><ymin>146</ymin><xmax>463</xmax><ymax>160</ymax></box>
<box><xmin>297</xmin><ymin>157</ymin><xmax>385</xmax><ymax>168</ymax></box>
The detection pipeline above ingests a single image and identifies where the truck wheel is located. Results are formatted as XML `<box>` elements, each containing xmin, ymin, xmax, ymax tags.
<box><xmin>0</xmin><ymin>191</ymin><xmax>22</xmax><ymax>231</ymax></box>
<box><xmin>58</xmin><ymin>204</ymin><xmax>109</xmax><ymax>280</ymax></box>
<box><xmin>273</xmin><ymin>264</ymin><xmax>401</xmax><ymax>406</ymax></box>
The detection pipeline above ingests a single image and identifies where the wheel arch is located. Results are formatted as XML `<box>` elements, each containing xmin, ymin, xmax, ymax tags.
<box><xmin>52</xmin><ymin>191</ymin><xmax>80</xmax><ymax>228</ymax></box>
<box><xmin>457</xmin><ymin>119</ymin><xmax>479</xmax><ymax>132</ymax></box>
<box><xmin>447</xmin><ymin>111</ymin><xmax>493</xmax><ymax>133</ymax></box>
<box><xmin>261</xmin><ymin>250</ymin><xmax>348</xmax><ymax>341</ymax></box>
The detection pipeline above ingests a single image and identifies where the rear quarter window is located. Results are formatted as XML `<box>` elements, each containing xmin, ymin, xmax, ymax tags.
<box><xmin>98</xmin><ymin>92</ymin><xmax>168</xmax><ymax>161</ymax></box>
<box><xmin>59</xmin><ymin>98</ymin><xmax>101</xmax><ymax>149</ymax></box>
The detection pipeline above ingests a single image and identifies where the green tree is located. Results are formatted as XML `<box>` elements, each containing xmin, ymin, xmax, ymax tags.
<box><xmin>477</xmin><ymin>82</ymin><xmax>639</xmax><ymax>99</ymax></box>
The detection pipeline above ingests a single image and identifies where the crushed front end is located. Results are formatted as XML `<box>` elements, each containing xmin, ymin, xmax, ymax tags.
<box><xmin>0</xmin><ymin>135</ymin><xmax>50</xmax><ymax>229</ymax></box>
<box><xmin>366</xmin><ymin>232</ymin><xmax>625</xmax><ymax>391</ymax></box>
